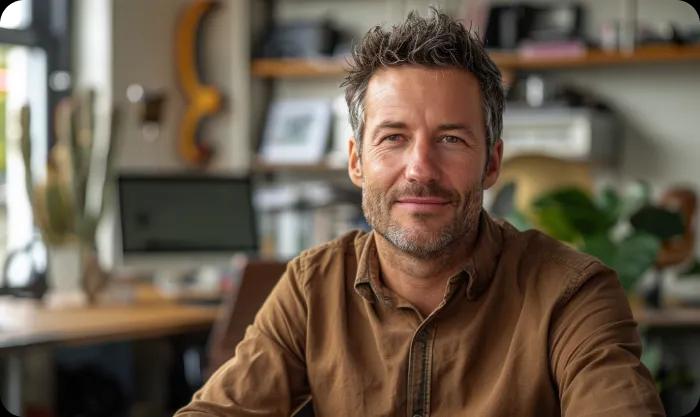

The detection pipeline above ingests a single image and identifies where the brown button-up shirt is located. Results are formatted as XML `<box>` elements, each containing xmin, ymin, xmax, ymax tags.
<box><xmin>176</xmin><ymin>213</ymin><xmax>665</xmax><ymax>417</ymax></box>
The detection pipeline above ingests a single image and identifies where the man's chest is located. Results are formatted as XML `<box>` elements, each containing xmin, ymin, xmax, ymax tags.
<box><xmin>304</xmin><ymin>299</ymin><xmax>560</xmax><ymax>417</ymax></box>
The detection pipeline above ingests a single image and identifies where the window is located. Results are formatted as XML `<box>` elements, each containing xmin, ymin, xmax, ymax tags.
<box><xmin>0</xmin><ymin>0</ymin><xmax>71</xmax><ymax>285</ymax></box>
<box><xmin>0</xmin><ymin>1</ymin><xmax>31</xmax><ymax>29</ymax></box>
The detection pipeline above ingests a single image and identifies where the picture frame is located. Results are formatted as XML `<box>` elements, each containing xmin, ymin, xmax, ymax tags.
<box><xmin>327</xmin><ymin>94</ymin><xmax>353</xmax><ymax>167</ymax></box>
<box><xmin>259</xmin><ymin>98</ymin><xmax>332</xmax><ymax>164</ymax></box>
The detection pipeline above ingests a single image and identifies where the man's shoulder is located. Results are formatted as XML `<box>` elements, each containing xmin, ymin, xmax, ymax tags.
<box><xmin>498</xmin><ymin>220</ymin><xmax>615</xmax><ymax>300</ymax></box>
<box><xmin>501</xmin><ymin>221</ymin><xmax>599</xmax><ymax>271</ymax></box>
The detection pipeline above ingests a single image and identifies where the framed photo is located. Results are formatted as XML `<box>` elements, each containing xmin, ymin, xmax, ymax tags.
<box><xmin>327</xmin><ymin>94</ymin><xmax>353</xmax><ymax>167</ymax></box>
<box><xmin>259</xmin><ymin>98</ymin><xmax>332</xmax><ymax>164</ymax></box>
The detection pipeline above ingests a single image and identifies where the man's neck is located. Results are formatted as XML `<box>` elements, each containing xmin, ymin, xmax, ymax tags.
<box><xmin>374</xmin><ymin>231</ymin><xmax>477</xmax><ymax>317</ymax></box>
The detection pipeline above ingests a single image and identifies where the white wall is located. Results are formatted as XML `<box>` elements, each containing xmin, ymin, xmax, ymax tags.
<box><xmin>111</xmin><ymin>0</ymin><xmax>251</xmax><ymax>173</ymax></box>
<box><xmin>75</xmin><ymin>0</ymin><xmax>262</xmax><ymax>173</ymax></box>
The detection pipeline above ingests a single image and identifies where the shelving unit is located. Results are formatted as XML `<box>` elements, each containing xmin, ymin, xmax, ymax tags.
<box><xmin>250</xmin><ymin>43</ymin><xmax>700</xmax><ymax>178</ymax></box>
<box><xmin>252</xmin><ymin>161</ymin><xmax>348</xmax><ymax>175</ymax></box>
<box><xmin>251</xmin><ymin>57</ymin><xmax>348</xmax><ymax>78</ymax></box>
<box><xmin>490</xmin><ymin>44</ymin><xmax>700</xmax><ymax>70</ymax></box>
<box><xmin>249</xmin><ymin>0</ymin><xmax>700</xmax><ymax>262</ymax></box>
<box><xmin>251</xmin><ymin>44</ymin><xmax>700</xmax><ymax>78</ymax></box>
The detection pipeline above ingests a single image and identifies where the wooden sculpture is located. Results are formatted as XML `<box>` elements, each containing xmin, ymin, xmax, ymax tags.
<box><xmin>174</xmin><ymin>0</ymin><xmax>223</xmax><ymax>166</ymax></box>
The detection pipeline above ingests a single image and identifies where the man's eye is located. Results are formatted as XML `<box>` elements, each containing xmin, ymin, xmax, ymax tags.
<box><xmin>383</xmin><ymin>134</ymin><xmax>403</xmax><ymax>142</ymax></box>
<box><xmin>440</xmin><ymin>136</ymin><xmax>464</xmax><ymax>145</ymax></box>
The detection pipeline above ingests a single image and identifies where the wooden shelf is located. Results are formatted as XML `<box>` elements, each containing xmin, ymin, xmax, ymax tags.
<box><xmin>490</xmin><ymin>44</ymin><xmax>700</xmax><ymax>71</ymax></box>
<box><xmin>251</xmin><ymin>44</ymin><xmax>700</xmax><ymax>78</ymax></box>
<box><xmin>634</xmin><ymin>307</ymin><xmax>700</xmax><ymax>329</ymax></box>
<box><xmin>252</xmin><ymin>161</ymin><xmax>348</xmax><ymax>175</ymax></box>
<box><xmin>251</xmin><ymin>57</ymin><xmax>348</xmax><ymax>78</ymax></box>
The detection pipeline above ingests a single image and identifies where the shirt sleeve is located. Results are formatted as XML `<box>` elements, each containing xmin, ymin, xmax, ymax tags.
<box><xmin>549</xmin><ymin>264</ymin><xmax>666</xmax><ymax>417</ymax></box>
<box><xmin>174</xmin><ymin>258</ymin><xmax>310</xmax><ymax>417</ymax></box>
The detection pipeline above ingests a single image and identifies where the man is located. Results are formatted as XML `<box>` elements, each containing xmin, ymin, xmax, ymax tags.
<box><xmin>176</xmin><ymin>9</ymin><xmax>664</xmax><ymax>417</ymax></box>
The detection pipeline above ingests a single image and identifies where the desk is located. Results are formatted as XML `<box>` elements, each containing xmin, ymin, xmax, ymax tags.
<box><xmin>0</xmin><ymin>288</ymin><xmax>220</xmax><ymax>414</ymax></box>
<box><xmin>0</xmin><ymin>298</ymin><xmax>219</xmax><ymax>352</ymax></box>
<box><xmin>635</xmin><ymin>307</ymin><xmax>700</xmax><ymax>329</ymax></box>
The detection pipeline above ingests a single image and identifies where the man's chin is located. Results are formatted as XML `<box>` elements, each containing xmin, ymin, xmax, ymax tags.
<box><xmin>390</xmin><ymin>241</ymin><xmax>449</xmax><ymax>259</ymax></box>
<box><xmin>381</xmin><ymin>227</ymin><xmax>456</xmax><ymax>258</ymax></box>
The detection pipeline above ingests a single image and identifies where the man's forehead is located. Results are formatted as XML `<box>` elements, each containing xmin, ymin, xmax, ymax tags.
<box><xmin>366</xmin><ymin>65</ymin><xmax>478</xmax><ymax>87</ymax></box>
<box><xmin>363</xmin><ymin>65</ymin><xmax>484</xmax><ymax>123</ymax></box>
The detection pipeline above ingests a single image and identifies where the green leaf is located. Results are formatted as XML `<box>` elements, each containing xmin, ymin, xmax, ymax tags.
<box><xmin>595</xmin><ymin>186</ymin><xmax>622</xmax><ymax>230</ymax></box>
<box><xmin>533</xmin><ymin>187</ymin><xmax>608</xmax><ymax>237</ymax></box>
<box><xmin>612</xmin><ymin>232</ymin><xmax>660</xmax><ymax>291</ymax></box>
<box><xmin>582</xmin><ymin>232</ymin><xmax>660</xmax><ymax>291</ymax></box>
<box><xmin>630</xmin><ymin>205</ymin><xmax>684</xmax><ymax>240</ymax></box>
<box><xmin>45</xmin><ymin>181</ymin><xmax>73</xmax><ymax>237</ymax></box>
<box><xmin>532</xmin><ymin>204</ymin><xmax>581</xmax><ymax>243</ymax></box>
<box><xmin>581</xmin><ymin>234</ymin><xmax>617</xmax><ymax>266</ymax></box>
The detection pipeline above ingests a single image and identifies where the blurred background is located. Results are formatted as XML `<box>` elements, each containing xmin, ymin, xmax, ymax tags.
<box><xmin>0</xmin><ymin>0</ymin><xmax>698</xmax><ymax>416</ymax></box>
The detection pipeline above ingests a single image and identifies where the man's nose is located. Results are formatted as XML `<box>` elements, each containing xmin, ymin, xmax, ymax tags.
<box><xmin>404</xmin><ymin>138</ymin><xmax>440</xmax><ymax>184</ymax></box>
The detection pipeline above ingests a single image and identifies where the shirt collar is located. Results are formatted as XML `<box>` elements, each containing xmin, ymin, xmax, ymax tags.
<box><xmin>462</xmin><ymin>211</ymin><xmax>504</xmax><ymax>299</ymax></box>
<box><xmin>353</xmin><ymin>211</ymin><xmax>504</xmax><ymax>303</ymax></box>
<box><xmin>353</xmin><ymin>231</ymin><xmax>385</xmax><ymax>303</ymax></box>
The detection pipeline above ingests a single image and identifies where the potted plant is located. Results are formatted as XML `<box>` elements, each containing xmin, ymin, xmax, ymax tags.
<box><xmin>20</xmin><ymin>91</ymin><xmax>119</xmax><ymax>305</ymax></box>
<box><xmin>507</xmin><ymin>183</ymin><xmax>688</xmax><ymax>296</ymax></box>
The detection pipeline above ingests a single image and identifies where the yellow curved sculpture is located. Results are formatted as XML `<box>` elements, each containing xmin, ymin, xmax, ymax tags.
<box><xmin>174</xmin><ymin>0</ymin><xmax>222</xmax><ymax>166</ymax></box>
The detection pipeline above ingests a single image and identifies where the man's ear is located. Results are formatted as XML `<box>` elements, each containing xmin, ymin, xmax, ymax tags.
<box><xmin>348</xmin><ymin>137</ymin><xmax>363</xmax><ymax>188</ymax></box>
<box><xmin>483</xmin><ymin>138</ymin><xmax>503</xmax><ymax>190</ymax></box>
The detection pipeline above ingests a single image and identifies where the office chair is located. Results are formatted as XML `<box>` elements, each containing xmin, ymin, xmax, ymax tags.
<box><xmin>205</xmin><ymin>260</ymin><xmax>315</xmax><ymax>416</ymax></box>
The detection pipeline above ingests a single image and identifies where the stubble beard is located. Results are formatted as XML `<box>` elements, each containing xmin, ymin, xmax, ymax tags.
<box><xmin>362</xmin><ymin>181</ymin><xmax>483</xmax><ymax>259</ymax></box>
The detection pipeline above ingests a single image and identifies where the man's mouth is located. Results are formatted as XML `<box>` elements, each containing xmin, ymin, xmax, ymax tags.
<box><xmin>396</xmin><ymin>197</ymin><xmax>450</xmax><ymax>205</ymax></box>
<box><xmin>394</xmin><ymin>196</ymin><xmax>452</xmax><ymax>213</ymax></box>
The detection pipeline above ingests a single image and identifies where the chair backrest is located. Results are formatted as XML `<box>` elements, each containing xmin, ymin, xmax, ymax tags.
<box><xmin>206</xmin><ymin>259</ymin><xmax>288</xmax><ymax>375</ymax></box>
<box><xmin>204</xmin><ymin>259</ymin><xmax>316</xmax><ymax>417</ymax></box>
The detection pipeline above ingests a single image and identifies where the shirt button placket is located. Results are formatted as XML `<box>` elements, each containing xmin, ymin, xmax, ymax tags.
<box><xmin>409</xmin><ymin>326</ymin><xmax>431</xmax><ymax>417</ymax></box>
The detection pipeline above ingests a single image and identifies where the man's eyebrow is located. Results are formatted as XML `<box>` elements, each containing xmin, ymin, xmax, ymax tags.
<box><xmin>437</xmin><ymin>123</ymin><xmax>478</xmax><ymax>140</ymax></box>
<box><xmin>368</xmin><ymin>120</ymin><xmax>407</xmax><ymax>139</ymax></box>
<box><xmin>375</xmin><ymin>120</ymin><xmax>407</xmax><ymax>130</ymax></box>
<box><xmin>369</xmin><ymin>121</ymin><xmax>479</xmax><ymax>140</ymax></box>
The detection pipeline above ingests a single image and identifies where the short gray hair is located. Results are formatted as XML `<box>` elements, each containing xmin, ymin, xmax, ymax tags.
<box><xmin>341</xmin><ymin>8</ymin><xmax>504</xmax><ymax>159</ymax></box>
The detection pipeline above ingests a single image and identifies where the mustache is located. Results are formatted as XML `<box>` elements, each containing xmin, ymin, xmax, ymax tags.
<box><xmin>389</xmin><ymin>183</ymin><xmax>456</xmax><ymax>202</ymax></box>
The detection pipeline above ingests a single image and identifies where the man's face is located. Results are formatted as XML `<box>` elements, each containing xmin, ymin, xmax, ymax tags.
<box><xmin>348</xmin><ymin>66</ymin><xmax>502</xmax><ymax>258</ymax></box>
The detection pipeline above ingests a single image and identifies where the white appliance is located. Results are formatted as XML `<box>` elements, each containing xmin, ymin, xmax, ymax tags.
<box><xmin>502</xmin><ymin>107</ymin><xmax>619</xmax><ymax>165</ymax></box>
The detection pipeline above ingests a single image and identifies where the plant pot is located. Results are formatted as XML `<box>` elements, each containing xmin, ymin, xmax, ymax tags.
<box><xmin>45</xmin><ymin>241</ymin><xmax>86</xmax><ymax>307</ymax></box>
<box><xmin>45</xmin><ymin>241</ymin><xmax>108</xmax><ymax>307</ymax></box>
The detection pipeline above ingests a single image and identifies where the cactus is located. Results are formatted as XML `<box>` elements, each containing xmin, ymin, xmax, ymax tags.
<box><xmin>19</xmin><ymin>91</ymin><xmax>119</xmax><ymax>248</ymax></box>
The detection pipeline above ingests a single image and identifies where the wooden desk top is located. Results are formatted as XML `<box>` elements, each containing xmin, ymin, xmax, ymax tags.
<box><xmin>1</xmin><ymin>285</ymin><xmax>696</xmax><ymax>353</ymax></box>
<box><xmin>635</xmin><ymin>307</ymin><xmax>700</xmax><ymax>329</ymax></box>
<box><xmin>0</xmin><ymin>294</ymin><xmax>219</xmax><ymax>352</ymax></box>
